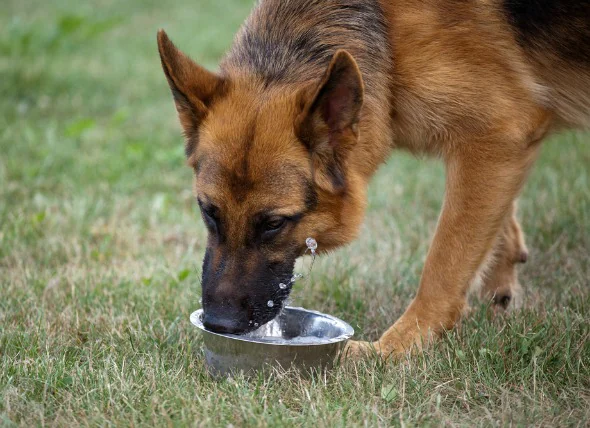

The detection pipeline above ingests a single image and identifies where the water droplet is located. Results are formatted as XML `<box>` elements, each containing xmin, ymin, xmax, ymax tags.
<box><xmin>279</xmin><ymin>283</ymin><xmax>287</xmax><ymax>290</ymax></box>
<box><xmin>254</xmin><ymin>323</ymin><xmax>259</xmax><ymax>327</ymax></box>
<box><xmin>291</xmin><ymin>273</ymin><xmax>302</xmax><ymax>283</ymax></box>
<box><xmin>199</xmin><ymin>298</ymin><xmax>202</xmax><ymax>304</ymax></box>
<box><xmin>249</xmin><ymin>320</ymin><xmax>253</xmax><ymax>325</ymax></box>
<box><xmin>267</xmin><ymin>300</ymin><xmax>274</xmax><ymax>308</ymax></box>
<box><xmin>306</xmin><ymin>237</ymin><xmax>317</xmax><ymax>251</ymax></box>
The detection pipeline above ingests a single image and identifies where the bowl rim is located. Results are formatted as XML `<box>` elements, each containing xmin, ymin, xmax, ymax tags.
<box><xmin>190</xmin><ymin>306</ymin><xmax>354</xmax><ymax>346</ymax></box>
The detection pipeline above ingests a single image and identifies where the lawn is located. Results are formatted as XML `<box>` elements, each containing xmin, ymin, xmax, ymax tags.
<box><xmin>1</xmin><ymin>0</ymin><xmax>589</xmax><ymax>425</ymax></box>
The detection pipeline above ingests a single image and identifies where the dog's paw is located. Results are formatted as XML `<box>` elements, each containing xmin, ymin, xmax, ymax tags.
<box><xmin>342</xmin><ymin>340</ymin><xmax>375</xmax><ymax>361</ymax></box>
<box><xmin>488</xmin><ymin>280</ymin><xmax>523</xmax><ymax>313</ymax></box>
<box><xmin>343</xmin><ymin>339</ymin><xmax>410</xmax><ymax>363</ymax></box>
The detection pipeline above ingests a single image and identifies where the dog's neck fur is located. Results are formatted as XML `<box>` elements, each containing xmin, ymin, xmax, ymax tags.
<box><xmin>220</xmin><ymin>0</ymin><xmax>396</xmax><ymax>184</ymax></box>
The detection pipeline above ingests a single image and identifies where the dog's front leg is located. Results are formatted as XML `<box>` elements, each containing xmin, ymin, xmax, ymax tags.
<box><xmin>347</xmin><ymin>138</ymin><xmax>542</xmax><ymax>359</ymax></box>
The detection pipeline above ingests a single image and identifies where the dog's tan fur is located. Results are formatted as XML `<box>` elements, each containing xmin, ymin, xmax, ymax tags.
<box><xmin>158</xmin><ymin>0</ymin><xmax>589</xmax><ymax>358</ymax></box>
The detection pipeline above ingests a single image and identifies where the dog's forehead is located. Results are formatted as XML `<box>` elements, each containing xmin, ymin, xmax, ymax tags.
<box><xmin>200</xmin><ymin>85</ymin><xmax>301</xmax><ymax>153</ymax></box>
<box><xmin>196</xmin><ymin>156</ymin><xmax>308</xmax><ymax>205</ymax></box>
<box><xmin>195</xmin><ymin>94</ymin><xmax>311</xmax><ymax>212</ymax></box>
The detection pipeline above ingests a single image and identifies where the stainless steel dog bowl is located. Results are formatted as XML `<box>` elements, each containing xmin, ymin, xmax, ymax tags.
<box><xmin>190</xmin><ymin>307</ymin><xmax>354</xmax><ymax>376</ymax></box>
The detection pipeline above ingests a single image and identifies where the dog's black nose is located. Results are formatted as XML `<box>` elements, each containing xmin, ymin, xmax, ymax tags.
<box><xmin>202</xmin><ymin>311</ymin><xmax>249</xmax><ymax>334</ymax></box>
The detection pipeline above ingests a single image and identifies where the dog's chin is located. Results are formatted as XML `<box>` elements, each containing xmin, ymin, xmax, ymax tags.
<box><xmin>236</xmin><ymin>292</ymin><xmax>291</xmax><ymax>335</ymax></box>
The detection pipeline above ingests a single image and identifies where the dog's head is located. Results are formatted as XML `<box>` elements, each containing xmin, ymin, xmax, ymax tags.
<box><xmin>157</xmin><ymin>30</ymin><xmax>367</xmax><ymax>333</ymax></box>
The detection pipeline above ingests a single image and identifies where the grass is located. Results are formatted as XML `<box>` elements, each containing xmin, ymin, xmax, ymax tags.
<box><xmin>1</xmin><ymin>0</ymin><xmax>589</xmax><ymax>425</ymax></box>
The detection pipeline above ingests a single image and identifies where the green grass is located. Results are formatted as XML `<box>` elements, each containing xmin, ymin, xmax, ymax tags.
<box><xmin>1</xmin><ymin>0</ymin><xmax>589</xmax><ymax>425</ymax></box>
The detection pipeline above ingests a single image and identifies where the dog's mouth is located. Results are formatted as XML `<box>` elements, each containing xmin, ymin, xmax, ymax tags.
<box><xmin>202</xmin><ymin>239</ymin><xmax>317</xmax><ymax>335</ymax></box>
<box><xmin>202</xmin><ymin>274</ymin><xmax>295</xmax><ymax>335</ymax></box>
<box><xmin>243</xmin><ymin>275</ymin><xmax>299</xmax><ymax>334</ymax></box>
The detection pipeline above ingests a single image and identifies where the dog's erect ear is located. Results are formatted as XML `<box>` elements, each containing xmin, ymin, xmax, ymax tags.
<box><xmin>295</xmin><ymin>50</ymin><xmax>364</xmax><ymax>194</ymax></box>
<box><xmin>157</xmin><ymin>30</ymin><xmax>224</xmax><ymax>158</ymax></box>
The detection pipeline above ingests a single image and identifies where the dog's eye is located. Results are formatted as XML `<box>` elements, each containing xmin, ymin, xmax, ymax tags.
<box><xmin>264</xmin><ymin>217</ymin><xmax>286</xmax><ymax>232</ymax></box>
<box><xmin>202</xmin><ymin>206</ymin><xmax>218</xmax><ymax>220</ymax></box>
<box><xmin>197</xmin><ymin>199</ymin><xmax>219</xmax><ymax>230</ymax></box>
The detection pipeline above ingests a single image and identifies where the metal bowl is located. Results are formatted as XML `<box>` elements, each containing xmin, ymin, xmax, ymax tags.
<box><xmin>190</xmin><ymin>307</ymin><xmax>354</xmax><ymax>376</ymax></box>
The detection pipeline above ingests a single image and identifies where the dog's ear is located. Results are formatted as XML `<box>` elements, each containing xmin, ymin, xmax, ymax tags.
<box><xmin>295</xmin><ymin>50</ymin><xmax>364</xmax><ymax>194</ymax></box>
<box><xmin>157</xmin><ymin>30</ymin><xmax>224</xmax><ymax>158</ymax></box>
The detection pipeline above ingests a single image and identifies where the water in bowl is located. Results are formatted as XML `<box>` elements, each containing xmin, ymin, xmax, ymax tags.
<box><xmin>238</xmin><ymin>309</ymin><xmax>338</xmax><ymax>345</ymax></box>
<box><xmin>239</xmin><ymin>318</ymin><xmax>327</xmax><ymax>344</ymax></box>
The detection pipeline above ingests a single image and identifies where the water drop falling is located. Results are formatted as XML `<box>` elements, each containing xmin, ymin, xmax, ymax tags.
<box><xmin>267</xmin><ymin>300</ymin><xmax>274</xmax><ymax>308</ymax></box>
<box><xmin>306</xmin><ymin>237</ymin><xmax>317</xmax><ymax>252</ymax></box>
<box><xmin>279</xmin><ymin>283</ymin><xmax>287</xmax><ymax>290</ymax></box>
<box><xmin>291</xmin><ymin>273</ymin><xmax>303</xmax><ymax>283</ymax></box>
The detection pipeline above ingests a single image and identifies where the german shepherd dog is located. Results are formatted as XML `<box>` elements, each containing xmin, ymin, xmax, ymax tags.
<box><xmin>157</xmin><ymin>0</ymin><xmax>590</xmax><ymax>358</ymax></box>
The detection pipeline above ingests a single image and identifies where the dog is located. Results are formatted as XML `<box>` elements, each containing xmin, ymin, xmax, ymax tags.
<box><xmin>157</xmin><ymin>0</ymin><xmax>590</xmax><ymax>359</ymax></box>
